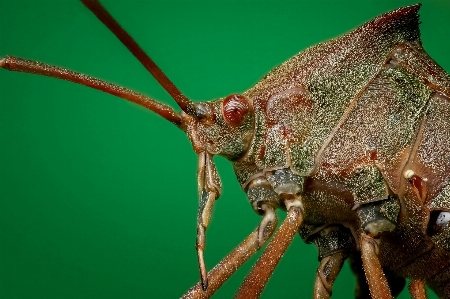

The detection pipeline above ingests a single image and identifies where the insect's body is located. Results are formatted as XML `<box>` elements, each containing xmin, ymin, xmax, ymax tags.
<box><xmin>3</xmin><ymin>1</ymin><xmax>450</xmax><ymax>298</ymax></box>
<box><xmin>224</xmin><ymin>5</ymin><xmax>450</xmax><ymax>297</ymax></box>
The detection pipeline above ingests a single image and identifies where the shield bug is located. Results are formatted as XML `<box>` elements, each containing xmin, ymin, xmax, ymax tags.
<box><xmin>0</xmin><ymin>0</ymin><xmax>450</xmax><ymax>299</ymax></box>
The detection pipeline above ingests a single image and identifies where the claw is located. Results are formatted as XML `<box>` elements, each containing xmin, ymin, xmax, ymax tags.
<box><xmin>196</xmin><ymin>225</ymin><xmax>209</xmax><ymax>291</ymax></box>
<box><xmin>201</xmin><ymin>279</ymin><xmax>208</xmax><ymax>292</ymax></box>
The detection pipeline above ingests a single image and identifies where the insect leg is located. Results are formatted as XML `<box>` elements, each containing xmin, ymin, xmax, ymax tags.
<box><xmin>345</xmin><ymin>166</ymin><xmax>395</xmax><ymax>296</ymax></box>
<box><xmin>360</xmin><ymin>234</ymin><xmax>392</xmax><ymax>299</ymax></box>
<box><xmin>408</xmin><ymin>280</ymin><xmax>427</xmax><ymax>299</ymax></box>
<box><xmin>384</xmin><ymin>269</ymin><xmax>407</xmax><ymax>297</ymax></box>
<box><xmin>355</xmin><ymin>197</ymin><xmax>401</xmax><ymax>299</ymax></box>
<box><xmin>314</xmin><ymin>252</ymin><xmax>347</xmax><ymax>298</ymax></box>
<box><xmin>306</xmin><ymin>225</ymin><xmax>355</xmax><ymax>298</ymax></box>
<box><xmin>348</xmin><ymin>254</ymin><xmax>371</xmax><ymax>299</ymax></box>
<box><xmin>182</xmin><ymin>206</ymin><xmax>278</xmax><ymax>299</ymax></box>
<box><xmin>196</xmin><ymin>152</ymin><xmax>223</xmax><ymax>290</ymax></box>
<box><xmin>234</xmin><ymin>203</ymin><xmax>303</xmax><ymax>299</ymax></box>
<box><xmin>349</xmin><ymin>256</ymin><xmax>405</xmax><ymax>299</ymax></box>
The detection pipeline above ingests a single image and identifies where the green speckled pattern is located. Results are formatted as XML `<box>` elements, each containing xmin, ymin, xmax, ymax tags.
<box><xmin>235</xmin><ymin>5</ymin><xmax>421</xmax><ymax>185</ymax></box>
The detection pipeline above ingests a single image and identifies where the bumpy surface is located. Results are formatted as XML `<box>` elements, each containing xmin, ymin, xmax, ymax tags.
<box><xmin>227</xmin><ymin>5</ymin><xmax>450</xmax><ymax>297</ymax></box>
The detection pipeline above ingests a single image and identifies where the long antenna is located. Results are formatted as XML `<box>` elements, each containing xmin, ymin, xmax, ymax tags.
<box><xmin>81</xmin><ymin>0</ymin><xmax>195</xmax><ymax>114</ymax></box>
<box><xmin>0</xmin><ymin>56</ymin><xmax>182</xmax><ymax>125</ymax></box>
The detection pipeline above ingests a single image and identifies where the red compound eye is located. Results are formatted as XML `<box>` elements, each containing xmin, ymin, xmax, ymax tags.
<box><xmin>222</xmin><ymin>94</ymin><xmax>249</xmax><ymax>126</ymax></box>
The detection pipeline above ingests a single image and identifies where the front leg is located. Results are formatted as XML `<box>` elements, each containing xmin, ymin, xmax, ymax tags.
<box><xmin>235</xmin><ymin>203</ymin><xmax>303</xmax><ymax>299</ymax></box>
<box><xmin>183</xmin><ymin>175</ymin><xmax>281</xmax><ymax>298</ymax></box>
<box><xmin>356</xmin><ymin>197</ymin><xmax>401</xmax><ymax>299</ymax></box>
<box><xmin>182</xmin><ymin>205</ymin><xmax>278</xmax><ymax>299</ymax></box>
<box><xmin>360</xmin><ymin>234</ymin><xmax>392</xmax><ymax>299</ymax></box>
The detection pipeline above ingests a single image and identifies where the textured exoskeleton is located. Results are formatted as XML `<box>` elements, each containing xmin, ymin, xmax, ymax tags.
<box><xmin>184</xmin><ymin>5</ymin><xmax>450</xmax><ymax>298</ymax></box>
<box><xmin>2</xmin><ymin>1</ymin><xmax>450</xmax><ymax>298</ymax></box>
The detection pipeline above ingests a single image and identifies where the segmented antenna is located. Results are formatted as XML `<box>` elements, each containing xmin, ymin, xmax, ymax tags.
<box><xmin>81</xmin><ymin>0</ymin><xmax>195</xmax><ymax>115</ymax></box>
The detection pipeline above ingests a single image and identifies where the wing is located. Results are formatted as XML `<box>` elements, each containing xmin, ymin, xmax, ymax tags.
<box><xmin>238</xmin><ymin>5</ymin><xmax>424</xmax><ymax>181</ymax></box>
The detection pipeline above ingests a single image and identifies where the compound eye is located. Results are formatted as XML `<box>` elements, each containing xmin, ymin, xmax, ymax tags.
<box><xmin>222</xmin><ymin>94</ymin><xmax>250</xmax><ymax>126</ymax></box>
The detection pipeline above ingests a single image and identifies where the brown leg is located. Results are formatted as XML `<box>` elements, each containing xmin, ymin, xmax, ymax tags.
<box><xmin>182</xmin><ymin>229</ymin><xmax>260</xmax><ymax>299</ymax></box>
<box><xmin>409</xmin><ymin>280</ymin><xmax>427</xmax><ymax>299</ymax></box>
<box><xmin>360</xmin><ymin>234</ymin><xmax>392</xmax><ymax>299</ymax></box>
<box><xmin>314</xmin><ymin>251</ymin><xmax>347</xmax><ymax>299</ymax></box>
<box><xmin>182</xmin><ymin>207</ymin><xmax>278</xmax><ymax>299</ymax></box>
<box><xmin>349</xmin><ymin>254</ymin><xmax>371</xmax><ymax>299</ymax></box>
<box><xmin>349</xmin><ymin>251</ymin><xmax>405</xmax><ymax>299</ymax></box>
<box><xmin>384</xmin><ymin>269</ymin><xmax>406</xmax><ymax>298</ymax></box>
<box><xmin>195</xmin><ymin>152</ymin><xmax>221</xmax><ymax>290</ymax></box>
<box><xmin>234</xmin><ymin>206</ymin><xmax>303</xmax><ymax>299</ymax></box>
<box><xmin>306</xmin><ymin>225</ymin><xmax>355</xmax><ymax>298</ymax></box>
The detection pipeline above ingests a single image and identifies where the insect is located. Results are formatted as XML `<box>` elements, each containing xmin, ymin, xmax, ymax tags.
<box><xmin>1</xmin><ymin>1</ymin><xmax>450</xmax><ymax>299</ymax></box>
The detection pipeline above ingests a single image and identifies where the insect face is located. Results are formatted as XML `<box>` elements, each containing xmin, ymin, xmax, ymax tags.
<box><xmin>183</xmin><ymin>94</ymin><xmax>254</xmax><ymax>160</ymax></box>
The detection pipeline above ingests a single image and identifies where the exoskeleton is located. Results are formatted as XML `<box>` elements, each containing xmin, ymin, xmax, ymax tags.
<box><xmin>2</xmin><ymin>1</ymin><xmax>450</xmax><ymax>298</ymax></box>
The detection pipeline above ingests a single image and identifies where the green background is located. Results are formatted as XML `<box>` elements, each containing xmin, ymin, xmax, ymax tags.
<box><xmin>1</xmin><ymin>0</ymin><xmax>449</xmax><ymax>298</ymax></box>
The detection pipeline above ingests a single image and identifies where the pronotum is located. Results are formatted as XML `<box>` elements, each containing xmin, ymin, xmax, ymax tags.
<box><xmin>1</xmin><ymin>1</ymin><xmax>450</xmax><ymax>298</ymax></box>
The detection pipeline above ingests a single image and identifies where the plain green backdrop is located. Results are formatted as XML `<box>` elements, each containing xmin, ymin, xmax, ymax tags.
<box><xmin>1</xmin><ymin>1</ymin><xmax>449</xmax><ymax>298</ymax></box>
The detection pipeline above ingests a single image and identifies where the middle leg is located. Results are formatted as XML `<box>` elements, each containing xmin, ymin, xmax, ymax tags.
<box><xmin>307</xmin><ymin>225</ymin><xmax>355</xmax><ymax>299</ymax></box>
